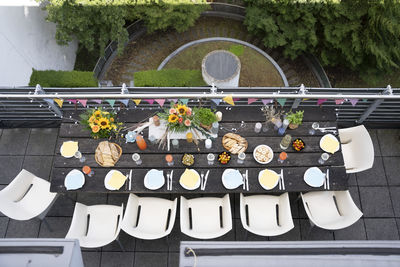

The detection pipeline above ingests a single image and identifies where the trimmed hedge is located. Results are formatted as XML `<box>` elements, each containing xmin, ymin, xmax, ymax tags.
<box><xmin>134</xmin><ymin>69</ymin><xmax>207</xmax><ymax>87</ymax></box>
<box><xmin>29</xmin><ymin>69</ymin><xmax>98</xmax><ymax>87</ymax></box>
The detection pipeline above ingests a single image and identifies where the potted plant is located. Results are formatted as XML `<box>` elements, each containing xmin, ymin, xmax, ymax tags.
<box><xmin>193</xmin><ymin>107</ymin><xmax>217</xmax><ymax>130</ymax></box>
<box><xmin>286</xmin><ymin>110</ymin><xmax>304</xmax><ymax>129</ymax></box>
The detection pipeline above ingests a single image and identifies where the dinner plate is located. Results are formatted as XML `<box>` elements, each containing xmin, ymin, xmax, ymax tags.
<box><xmin>304</xmin><ymin>167</ymin><xmax>325</xmax><ymax>187</ymax></box>
<box><xmin>320</xmin><ymin>134</ymin><xmax>340</xmax><ymax>154</ymax></box>
<box><xmin>253</xmin><ymin>145</ymin><xmax>274</xmax><ymax>164</ymax></box>
<box><xmin>104</xmin><ymin>170</ymin><xmax>125</xmax><ymax>191</ymax></box>
<box><xmin>222</xmin><ymin>169</ymin><xmax>243</xmax><ymax>189</ymax></box>
<box><xmin>258</xmin><ymin>169</ymin><xmax>280</xmax><ymax>190</ymax></box>
<box><xmin>60</xmin><ymin>141</ymin><xmax>78</xmax><ymax>158</ymax></box>
<box><xmin>179</xmin><ymin>169</ymin><xmax>200</xmax><ymax>190</ymax></box>
<box><xmin>64</xmin><ymin>169</ymin><xmax>85</xmax><ymax>190</ymax></box>
<box><xmin>144</xmin><ymin>169</ymin><xmax>165</xmax><ymax>190</ymax></box>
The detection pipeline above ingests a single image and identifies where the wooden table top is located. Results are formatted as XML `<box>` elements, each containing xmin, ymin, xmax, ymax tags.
<box><xmin>50</xmin><ymin>106</ymin><xmax>347</xmax><ymax>194</ymax></box>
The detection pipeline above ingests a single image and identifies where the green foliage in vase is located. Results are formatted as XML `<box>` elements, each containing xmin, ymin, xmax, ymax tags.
<box><xmin>193</xmin><ymin>107</ymin><xmax>217</xmax><ymax>126</ymax></box>
<box><xmin>286</xmin><ymin>110</ymin><xmax>304</xmax><ymax>125</ymax></box>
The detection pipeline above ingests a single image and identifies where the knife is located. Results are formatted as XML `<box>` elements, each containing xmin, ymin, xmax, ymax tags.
<box><xmin>245</xmin><ymin>170</ymin><xmax>249</xmax><ymax>191</ymax></box>
<box><xmin>203</xmin><ymin>170</ymin><xmax>210</xmax><ymax>190</ymax></box>
<box><xmin>280</xmin><ymin>169</ymin><xmax>285</xmax><ymax>190</ymax></box>
<box><xmin>128</xmin><ymin>169</ymin><xmax>132</xmax><ymax>191</ymax></box>
<box><xmin>327</xmin><ymin>169</ymin><xmax>330</xmax><ymax>190</ymax></box>
<box><xmin>170</xmin><ymin>170</ymin><xmax>174</xmax><ymax>191</ymax></box>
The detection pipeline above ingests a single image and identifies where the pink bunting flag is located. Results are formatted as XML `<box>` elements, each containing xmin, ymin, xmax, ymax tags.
<box><xmin>248</xmin><ymin>98</ymin><xmax>257</xmax><ymax>104</ymax></box>
<box><xmin>144</xmin><ymin>99</ymin><xmax>154</xmax><ymax>105</ymax></box>
<box><xmin>67</xmin><ymin>99</ymin><xmax>77</xmax><ymax>104</ymax></box>
<box><xmin>262</xmin><ymin>99</ymin><xmax>273</xmax><ymax>105</ymax></box>
<box><xmin>78</xmin><ymin>99</ymin><xmax>87</xmax><ymax>107</ymax></box>
<box><xmin>335</xmin><ymin>99</ymin><xmax>345</xmax><ymax>105</ymax></box>
<box><xmin>317</xmin><ymin>99</ymin><xmax>327</xmax><ymax>106</ymax></box>
<box><xmin>155</xmin><ymin>99</ymin><xmax>166</xmax><ymax>107</ymax></box>
<box><xmin>92</xmin><ymin>99</ymin><xmax>102</xmax><ymax>104</ymax></box>
<box><xmin>233</xmin><ymin>98</ymin><xmax>240</xmax><ymax>101</ymax></box>
<box><xmin>350</xmin><ymin>99</ymin><xmax>359</xmax><ymax>107</ymax></box>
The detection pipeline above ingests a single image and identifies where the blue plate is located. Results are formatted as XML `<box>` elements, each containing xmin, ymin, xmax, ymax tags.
<box><xmin>304</xmin><ymin>167</ymin><xmax>325</xmax><ymax>187</ymax></box>
<box><xmin>64</xmin><ymin>169</ymin><xmax>85</xmax><ymax>190</ymax></box>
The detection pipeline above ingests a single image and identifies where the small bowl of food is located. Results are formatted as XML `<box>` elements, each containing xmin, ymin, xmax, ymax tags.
<box><xmin>253</xmin><ymin>145</ymin><xmax>273</xmax><ymax>164</ymax></box>
<box><xmin>181</xmin><ymin>153</ymin><xmax>195</xmax><ymax>166</ymax></box>
<box><xmin>218</xmin><ymin>151</ymin><xmax>231</xmax><ymax>165</ymax></box>
<box><xmin>292</xmin><ymin>138</ymin><xmax>306</xmax><ymax>152</ymax></box>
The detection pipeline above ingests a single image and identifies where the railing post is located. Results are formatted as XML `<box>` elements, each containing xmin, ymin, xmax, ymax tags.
<box><xmin>356</xmin><ymin>85</ymin><xmax>393</xmax><ymax>124</ymax></box>
<box><xmin>291</xmin><ymin>84</ymin><xmax>307</xmax><ymax>109</ymax></box>
<box><xmin>35</xmin><ymin>84</ymin><xmax>63</xmax><ymax>118</ymax></box>
<box><xmin>210</xmin><ymin>83</ymin><xmax>217</xmax><ymax>109</ymax></box>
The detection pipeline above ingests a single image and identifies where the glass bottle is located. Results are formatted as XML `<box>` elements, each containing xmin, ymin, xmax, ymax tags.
<box><xmin>278</xmin><ymin>119</ymin><xmax>290</xmax><ymax>136</ymax></box>
<box><xmin>271</xmin><ymin>117</ymin><xmax>283</xmax><ymax>130</ymax></box>
<box><xmin>211</xmin><ymin>122</ymin><xmax>219</xmax><ymax>135</ymax></box>
<box><xmin>136</xmin><ymin>135</ymin><xmax>147</xmax><ymax>150</ymax></box>
<box><xmin>280</xmin><ymin>134</ymin><xmax>292</xmax><ymax>150</ymax></box>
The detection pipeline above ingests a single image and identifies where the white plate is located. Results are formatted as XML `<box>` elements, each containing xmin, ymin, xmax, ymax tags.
<box><xmin>222</xmin><ymin>169</ymin><xmax>243</xmax><ymax>189</ymax></box>
<box><xmin>304</xmin><ymin>167</ymin><xmax>325</xmax><ymax>187</ymax></box>
<box><xmin>179</xmin><ymin>169</ymin><xmax>201</xmax><ymax>190</ymax></box>
<box><xmin>64</xmin><ymin>169</ymin><xmax>85</xmax><ymax>190</ymax></box>
<box><xmin>320</xmin><ymin>134</ymin><xmax>340</xmax><ymax>154</ymax></box>
<box><xmin>144</xmin><ymin>169</ymin><xmax>165</xmax><ymax>190</ymax></box>
<box><xmin>104</xmin><ymin>170</ymin><xmax>125</xmax><ymax>191</ymax></box>
<box><xmin>253</xmin><ymin>145</ymin><xmax>274</xmax><ymax>164</ymax></box>
<box><xmin>258</xmin><ymin>169</ymin><xmax>280</xmax><ymax>190</ymax></box>
<box><xmin>60</xmin><ymin>141</ymin><xmax>78</xmax><ymax>158</ymax></box>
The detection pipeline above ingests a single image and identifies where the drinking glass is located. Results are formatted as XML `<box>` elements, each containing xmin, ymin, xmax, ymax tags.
<box><xmin>254</xmin><ymin>122</ymin><xmax>262</xmax><ymax>133</ymax></box>
<box><xmin>309</xmin><ymin>122</ymin><xmax>320</xmax><ymax>135</ymax></box>
<box><xmin>280</xmin><ymin>134</ymin><xmax>292</xmax><ymax>150</ymax></box>
<box><xmin>165</xmin><ymin>154</ymin><xmax>174</xmax><ymax>166</ymax></box>
<box><xmin>186</xmin><ymin>132</ymin><xmax>193</xmax><ymax>143</ymax></box>
<box><xmin>262</xmin><ymin>121</ymin><xmax>271</xmax><ymax>133</ymax></box>
<box><xmin>237</xmin><ymin>152</ymin><xmax>246</xmax><ymax>164</ymax></box>
<box><xmin>148</xmin><ymin>135</ymin><xmax>157</xmax><ymax>144</ymax></box>
<box><xmin>207</xmin><ymin>153</ymin><xmax>215</xmax><ymax>165</ymax></box>
<box><xmin>205</xmin><ymin>139</ymin><xmax>212</xmax><ymax>149</ymax></box>
<box><xmin>82</xmin><ymin>166</ymin><xmax>94</xmax><ymax>177</ymax></box>
<box><xmin>132</xmin><ymin>153</ymin><xmax>142</xmax><ymax>165</ymax></box>
<box><xmin>318</xmin><ymin>152</ymin><xmax>330</xmax><ymax>164</ymax></box>
<box><xmin>278</xmin><ymin>152</ymin><xmax>287</xmax><ymax>163</ymax></box>
<box><xmin>171</xmin><ymin>139</ymin><xmax>179</xmax><ymax>149</ymax></box>
<box><xmin>74</xmin><ymin>151</ymin><xmax>86</xmax><ymax>163</ymax></box>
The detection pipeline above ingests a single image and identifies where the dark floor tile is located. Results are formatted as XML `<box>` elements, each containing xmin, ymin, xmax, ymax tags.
<box><xmin>377</xmin><ymin>129</ymin><xmax>400</xmax><ymax>156</ymax></box>
<box><xmin>135</xmin><ymin>237</ymin><xmax>169</xmax><ymax>252</ymax></box>
<box><xmin>47</xmin><ymin>193</ymin><xmax>76</xmax><ymax>216</ymax></box>
<box><xmin>300</xmin><ymin>219</ymin><xmax>334</xmax><ymax>240</ymax></box>
<box><xmin>0</xmin><ymin>156</ymin><xmax>23</xmax><ymax>184</ymax></box>
<box><xmin>102</xmin><ymin>231</ymin><xmax>135</xmax><ymax>252</ymax></box>
<box><xmin>77</xmin><ymin>193</ymin><xmax>108</xmax><ymax>206</ymax></box>
<box><xmin>347</xmin><ymin>173</ymin><xmax>357</xmax><ymax>186</ymax></box>
<box><xmin>22</xmin><ymin>156</ymin><xmax>53</xmax><ymax>180</ymax></box>
<box><xmin>234</xmin><ymin>218</ymin><xmax>268</xmax><ymax>241</ymax></box>
<box><xmin>365</xmin><ymin>218</ymin><xmax>399</xmax><ymax>240</ymax></box>
<box><xmin>359</xmin><ymin>187</ymin><xmax>394</xmax><ymax>217</ymax></box>
<box><xmin>26</xmin><ymin>128</ymin><xmax>58</xmax><ymax>155</ymax></box>
<box><xmin>390</xmin><ymin>187</ymin><xmax>400</xmax><ymax>217</ymax></box>
<box><xmin>168</xmin><ymin>252</ymin><xmax>179</xmax><ymax>267</ymax></box>
<box><xmin>0</xmin><ymin>217</ymin><xmax>9</xmax><ymax>238</ymax></box>
<box><xmin>383</xmin><ymin>157</ymin><xmax>400</xmax><ymax>186</ymax></box>
<box><xmin>38</xmin><ymin>217</ymin><xmax>71</xmax><ymax>238</ymax></box>
<box><xmin>107</xmin><ymin>193</ymin><xmax>129</xmax><ymax>206</ymax></box>
<box><xmin>168</xmin><ymin>223</ymin><xmax>198</xmax><ymax>253</ymax></box>
<box><xmin>356</xmin><ymin>157</ymin><xmax>387</xmax><ymax>186</ymax></box>
<box><xmin>334</xmin><ymin>219</ymin><xmax>367</xmax><ymax>240</ymax></box>
<box><xmin>100</xmin><ymin>252</ymin><xmax>134</xmax><ymax>267</ymax></box>
<box><xmin>368</xmin><ymin>129</ymin><xmax>381</xmax><ymax>157</ymax></box>
<box><xmin>134</xmin><ymin>252</ymin><xmax>168</xmax><ymax>267</ymax></box>
<box><xmin>0</xmin><ymin>128</ymin><xmax>30</xmax><ymax>155</ymax></box>
<box><xmin>348</xmin><ymin>186</ymin><xmax>362</xmax><ymax>210</ymax></box>
<box><xmin>6</xmin><ymin>219</ymin><xmax>40</xmax><ymax>238</ymax></box>
<box><xmin>82</xmin><ymin>252</ymin><xmax>101</xmax><ymax>267</ymax></box>
<box><xmin>269</xmin><ymin>219</ymin><xmax>301</xmax><ymax>241</ymax></box>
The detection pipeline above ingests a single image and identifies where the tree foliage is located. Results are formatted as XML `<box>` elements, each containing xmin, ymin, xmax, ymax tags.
<box><xmin>244</xmin><ymin>0</ymin><xmax>400</xmax><ymax>73</ymax></box>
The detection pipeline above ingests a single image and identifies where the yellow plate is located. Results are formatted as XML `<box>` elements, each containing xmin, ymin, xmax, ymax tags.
<box><xmin>258</xmin><ymin>169</ymin><xmax>280</xmax><ymax>190</ymax></box>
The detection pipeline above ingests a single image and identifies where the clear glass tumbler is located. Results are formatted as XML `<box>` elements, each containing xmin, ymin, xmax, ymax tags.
<box><xmin>318</xmin><ymin>152</ymin><xmax>330</xmax><ymax>164</ymax></box>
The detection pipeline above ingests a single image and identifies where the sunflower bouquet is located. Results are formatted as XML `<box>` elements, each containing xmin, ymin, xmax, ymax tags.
<box><xmin>80</xmin><ymin>108</ymin><xmax>123</xmax><ymax>139</ymax></box>
<box><xmin>158</xmin><ymin>103</ymin><xmax>196</xmax><ymax>132</ymax></box>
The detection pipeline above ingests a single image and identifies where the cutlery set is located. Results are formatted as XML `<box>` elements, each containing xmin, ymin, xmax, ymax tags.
<box><xmin>125</xmin><ymin>170</ymin><xmax>133</xmax><ymax>190</ymax></box>
<box><xmin>317</xmin><ymin>127</ymin><xmax>338</xmax><ymax>135</ymax></box>
<box><xmin>278</xmin><ymin>169</ymin><xmax>285</xmax><ymax>190</ymax></box>
<box><xmin>200</xmin><ymin>170</ymin><xmax>210</xmax><ymax>191</ymax></box>
<box><xmin>241</xmin><ymin>170</ymin><xmax>249</xmax><ymax>191</ymax></box>
<box><xmin>167</xmin><ymin>170</ymin><xmax>174</xmax><ymax>191</ymax></box>
<box><xmin>324</xmin><ymin>169</ymin><xmax>330</xmax><ymax>190</ymax></box>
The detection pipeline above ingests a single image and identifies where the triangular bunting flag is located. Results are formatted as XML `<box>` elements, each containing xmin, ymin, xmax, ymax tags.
<box><xmin>362</xmin><ymin>99</ymin><xmax>368</xmax><ymax>102</ymax></box>
<box><xmin>93</xmin><ymin>99</ymin><xmax>102</xmax><ymax>104</ymax></box>
<box><xmin>78</xmin><ymin>99</ymin><xmax>87</xmax><ymax>107</ymax></box>
<box><xmin>54</xmin><ymin>98</ymin><xmax>63</xmax><ymax>108</ymax></box>
<box><xmin>44</xmin><ymin>98</ymin><xmax>54</xmax><ymax>105</ymax></box>
<box><xmin>169</xmin><ymin>99</ymin><xmax>178</xmax><ymax>104</ymax></box>
<box><xmin>133</xmin><ymin>99</ymin><xmax>141</xmax><ymax>105</ymax></box>
<box><xmin>155</xmin><ymin>99</ymin><xmax>166</xmax><ymax>107</ymax></box>
<box><xmin>223</xmin><ymin>95</ymin><xmax>235</xmax><ymax>106</ymax></box>
<box><xmin>302</xmin><ymin>98</ymin><xmax>310</xmax><ymax>101</ymax></box>
<box><xmin>335</xmin><ymin>99</ymin><xmax>345</xmax><ymax>105</ymax></box>
<box><xmin>233</xmin><ymin>98</ymin><xmax>240</xmax><ymax>102</ymax></box>
<box><xmin>211</xmin><ymin>99</ymin><xmax>222</xmax><ymax>106</ymax></box>
<box><xmin>120</xmin><ymin>99</ymin><xmax>129</xmax><ymax>106</ymax></box>
<box><xmin>67</xmin><ymin>99</ymin><xmax>77</xmax><ymax>104</ymax></box>
<box><xmin>248</xmin><ymin>98</ymin><xmax>257</xmax><ymax>105</ymax></box>
<box><xmin>179</xmin><ymin>98</ymin><xmax>189</xmax><ymax>105</ymax></box>
<box><xmin>144</xmin><ymin>99</ymin><xmax>154</xmax><ymax>105</ymax></box>
<box><xmin>106</xmin><ymin>99</ymin><xmax>115</xmax><ymax>107</ymax></box>
<box><xmin>262</xmin><ymin>99</ymin><xmax>273</xmax><ymax>105</ymax></box>
<box><xmin>350</xmin><ymin>99</ymin><xmax>359</xmax><ymax>107</ymax></box>
<box><xmin>277</xmin><ymin>98</ymin><xmax>287</xmax><ymax>107</ymax></box>
<box><xmin>317</xmin><ymin>99</ymin><xmax>327</xmax><ymax>106</ymax></box>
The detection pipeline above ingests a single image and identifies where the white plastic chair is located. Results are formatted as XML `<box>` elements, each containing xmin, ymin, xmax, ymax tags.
<box><xmin>240</xmin><ymin>193</ymin><xmax>294</xmax><ymax>236</ymax></box>
<box><xmin>66</xmin><ymin>202</ymin><xmax>124</xmax><ymax>249</ymax></box>
<box><xmin>180</xmin><ymin>194</ymin><xmax>232</xmax><ymax>239</ymax></box>
<box><xmin>301</xmin><ymin>190</ymin><xmax>363</xmax><ymax>230</ymax></box>
<box><xmin>121</xmin><ymin>194</ymin><xmax>177</xmax><ymax>240</ymax></box>
<box><xmin>0</xmin><ymin>169</ymin><xmax>57</xmax><ymax>224</ymax></box>
<box><xmin>338</xmin><ymin>125</ymin><xmax>374</xmax><ymax>173</ymax></box>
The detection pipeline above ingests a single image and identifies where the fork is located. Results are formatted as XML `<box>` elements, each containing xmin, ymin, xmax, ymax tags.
<box><xmin>280</xmin><ymin>169</ymin><xmax>285</xmax><ymax>190</ymax></box>
<box><xmin>200</xmin><ymin>171</ymin><xmax>205</xmax><ymax>190</ymax></box>
<box><xmin>242</xmin><ymin>173</ymin><xmax>246</xmax><ymax>190</ymax></box>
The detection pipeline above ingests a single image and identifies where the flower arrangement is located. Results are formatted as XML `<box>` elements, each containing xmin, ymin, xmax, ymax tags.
<box><xmin>158</xmin><ymin>103</ymin><xmax>196</xmax><ymax>133</ymax></box>
<box><xmin>80</xmin><ymin>108</ymin><xmax>123</xmax><ymax>139</ymax></box>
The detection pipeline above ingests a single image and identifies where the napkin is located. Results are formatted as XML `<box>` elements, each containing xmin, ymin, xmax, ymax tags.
<box><xmin>61</xmin><ymin>141</ymin><xmax>78</xmax><ymax>157</ymax></box>
<box><xmin>259</xmin><ymin>169</ymin><xmax>279</xmax><ymax>189</ymax></box>
<box><xmin>107</xmin><ymin>171</ymin><xmax>127</xmax><ymax>190</ymax></box>
<box><xmin>180</xmin><ymin>169</ymin><xmax>199</xmax><ymax>189</ymax></box>
<box><xmin>321</xmin><ymin>135</ymin><xmax>339</xmax><ymax>154</ymax></box>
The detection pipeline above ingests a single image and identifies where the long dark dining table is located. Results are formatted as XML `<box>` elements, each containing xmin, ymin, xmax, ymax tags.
<box><xmin>50</xmin><ymin>106</ymin><xmax>348</xmax><ymax>194</ymax></box>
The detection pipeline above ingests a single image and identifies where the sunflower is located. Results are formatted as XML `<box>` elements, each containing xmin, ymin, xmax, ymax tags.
<box><xmin>176</xmin><ymin>104</ymin><xmax>187</xmax><ymax>116</ymax></box>
<box><xmin>168</xmin><ymin>114</ymin><xmax>179</xmax><ymax>123</ymax></box>
<box><xmin>94</xmin><ymin>110</ymin><xmax>101</xmax><ymax>118</ymax></box>
<box><xmin>89</xmin><ymin>116</ymin><xmax>95</xmax><ymax>123</ymax></box>
<box><xmin>98</xmin><ymin>118</ymin><xmax>110</xmax><ymax>129</ymax></box>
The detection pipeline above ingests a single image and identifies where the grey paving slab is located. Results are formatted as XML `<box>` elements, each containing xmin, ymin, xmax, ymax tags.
<box><xmin>377</xmin><ymin>129</ymin><xmax>400</xmax><ymax>156</ymax></box>
<box><xmin>383</xmin><ymin>157</ymin><xmax>400</xmax><ymax>186</ymax></box>
<box><xmin>359</xmin><ymin>187</ymin><xmax>394</xmax><ymax>217</ymax></box>
<box><xmin>365</xmin><ymin>218</ymin><xmax>399</xmax><ymax>240</ymax></box>
<box><xmin>134</xmin><ymin>252</ymin><xmax>168</xmax><ymax>267</ymax></box>
<box><xmin>168</xmin><ymin>223</ymin><xmax>199</xmax><ymax>253</ymax></box>
<box><xmin>100</xmin><ymin>252</ymin><xmax>135</xmax><ymax>267</ymax></box>
<box><xmin>0</xmin><ymin>217</ymin><xmax>9</xmax><ymax>238</ymax></box>
<box><xmin>47</xmin><ymin>193</ymin><xmax>76</xmax><ymax>216</ymax></box>
<box><xmin>168</xmin><ymin>252</ymin><xmax>179</xmax><ymax>267</ymax></box>
<box><xmin>234</xmin><ymin>219</ymin><xmax>268</xmax><ymax>241</ymax></box>
<box><xmin>82</xmin><ymin>252</ymin><xmax>101</xmax><ymax>267</ymax></box>
<box><xmin>5</xmin><ymin>219</ymin><xmax>40</xmax><ymax>238</ymax></box>
<box><xmin>300</xmin><ymin>219</ymin><xmax>334</xmax><ymax>240</ymax></box>
<box><xmin>102</xmin><ymin>231</ymin><xmax>135</xmax><ymax>252</ymax></box>
<box><xmin>368</xmin><ymin>129</ymin><xmax>381</xmax><ymax>157</ymax></box>
<box><xmin>356</xmin><ymin>157</ymin><xmax>387</xmax><ymax>186</ymax></box>
<box><xmin>269</xmin><ymin>219</ymin><xmax>301</xmax><ymax>241</ymax></box>
<box><xmin>347</xmin><ymin>173</ymin><xmax>357</xmax><ymax>186</ymax></box>
<box><xmin>334</xmin><ymin>219</ymin><xmax>367</xmax><ymax>240</ymax></box>
<box><xmin>26</xmin><ymin>128</ymin><xmax>58</xmax><ymax>155</ymax></box>
<box><xmin>349</xmin><ymin>186</ymin><xmax>362</xmax><ymax>210</ymax></box>
<box><xmin>107</xmin><ymin>193</ymin><xmax>129</xmax><ymax>206</ymax></box>
<box><xmin>0</xmin><ymin>128</ymin><xmax>30</xmax><ymax>155</ymax></box>
<box><xmin>38</xmin><ymin>217</ymin><xmax>71</xmax><ymax>238</ymax></box>
<box><xmin>135</xmin><ymin>236</ymin><xmax>169</xmax><ymax>252</ymax></box>
<box><xmin>0</xmin><ymin>156</ymin><xmax>23</xmax><ymax>184</ymax></box>
<box><xmin>77</xmin><ymin>193</ymin><xmax>108</xmax><ymax>206</ymax></box>
<box><xmin>22</xmin><ymin>155</ymin><xmax>53</xmax><ymax>180</ymax></box>
<box><xmin>389</xmin><ymin>187</ymin><xmax>400</xmax><ymax>217</ymax></box>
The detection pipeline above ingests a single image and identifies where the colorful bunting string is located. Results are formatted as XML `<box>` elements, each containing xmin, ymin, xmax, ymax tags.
<box><xmin>169</xmin><ymin>99</ymin><xmax>178</xmax><ymax>104</ymax></box>
<box><xmin>132</xmin><ymin>99</ymin><xmax>141</xmax><ymax>105</ymax></box>
<box><xmin>317</xmin><ymin>99</ymin><xmax>327</xmax><ymax>106</ymax></box>
<box><xmin>179</xmin><ymin>98</ymin><xmax>189</xmax><ymax>105</ymax></box>
<box><xmin>106</xmin><ymin>99</ymin><xmax>115</xmax><ymax>107</ymax></box>
<box><xmin>350</xmin><ymin>99</ymin><xmax>359</xmax><ymax>107</ymax></box>
<box><xmin>54</xmin><ymin>98</ymin><xmax>64</xmax><ymax>108</ymax></box>
<box><xmin>92</xmin><ymin>99</ymin><xmax>102</xmax><ymax>104</ymax></box>
<box><xmin>211</xmin><ymin>98</ymin><xmax>222</xmax><ymax>106</ymax></box>
<box><xmin>78</xmin><ymin>99</ymin><xmax>87</xmax><ymax>107</ymax></box>
<box><xmin>67</xmin><ymin>99</ymin><xmax>77</xmax><ymax>104</ymax></box>
<box><xmin>144</xmin><ymin>99</ymin><xmax>154</xmax><ymax>105</ymax></box>
<box><xmin>233</xmin><ymin>98</ymin><xmax>240</xmax><ymax>102</ymax></box>
<box><xmin>120</xmin><ymin>99</ymin><xmax>129</xmax><ymax>107</ymax></box>
<box><xmin>248</xmin><ymin>98</ymin><xmax>257</xmax><ymax>105</ymax></box>
<box><xmin>277</xmin><ymin>98</ymin><xmax>287</xmax><ymax>107</ymax></box>
<box><xmin>155</xmin><ymin>99</ymin><xmax>166</xmax><ymax>107</ymax></box>
<box><xmin>335</xmin><ymin>99</ymin><xmax>345</xmax><ymax>105</ymax></box>
<box><xmin>223</xmin><ymin>95</ymin><xmax>235</xmax><ymax>106</ymax></box>
<box><xmin>262</xmin><ymin>99</ymin><xmax>273</xmax><ymax>105</ymax></box>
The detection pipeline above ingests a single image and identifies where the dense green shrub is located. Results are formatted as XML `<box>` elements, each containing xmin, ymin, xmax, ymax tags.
<box><xmin>29</xmin><ymin>69</ymin><xmax>98</xmax><ymax>87</ymax></box>
<box><xmin>134</xmin><ymin>69</ymin><xmax>207</xmax><ymax>87</ymax></box>
<box><xmin>229</xmin><ymin>45</ymin><xmax>244</xmax><ymax>57</ymax></box>
<box><xmin>244</xmin><ymin>0</ymin><xmax>400</xmax><ymax>74</ymax></box>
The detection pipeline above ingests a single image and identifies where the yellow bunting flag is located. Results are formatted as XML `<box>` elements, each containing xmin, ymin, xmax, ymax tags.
<box><xmin>133</xmin><ymin>99</ymin><xmax>141</xmax><ymax>105</ymax></box>
<box><xmin>223</xmin><ymin>95</ymin><xmax>235</xmax><ymax>106</ymax></box>
<box><xmin>302</xmin><ymin>98</ymin><xmax>309</xmax><ymax>101</ymax></box>
<box><xmin>54</xmin><ymin>98</ymin><xmax>64</xmax><ymax>108</ymax></box>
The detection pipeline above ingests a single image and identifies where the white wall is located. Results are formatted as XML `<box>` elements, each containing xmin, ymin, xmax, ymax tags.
<box><xmin>0</xmin><ymin>1</ymin><xmax>78</xmax><ymax>86</ymax></box>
